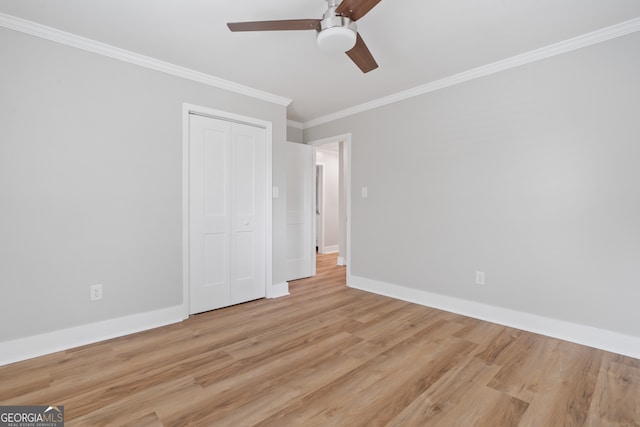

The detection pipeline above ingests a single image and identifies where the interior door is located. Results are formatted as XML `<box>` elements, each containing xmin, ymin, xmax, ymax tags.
<box><xmin>284</xmin><ymin>141</ymin><xmax>313</xmax><ymax>281</ymax></box>
<box><xmin>189</xmin><ymin>114</ymin><xmax>266</xmax><ymax>314</ymax></box>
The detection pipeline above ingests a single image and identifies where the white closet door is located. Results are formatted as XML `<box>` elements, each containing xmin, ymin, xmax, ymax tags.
<box><xmin>189</xmin><ymin>114</ymin><xmax>266</xmax><ymax>314</ymax></box>
<box><xmin>230</xmin><ymin>123</ymin><xmax>266</xmax><ymax>304</ymax></box>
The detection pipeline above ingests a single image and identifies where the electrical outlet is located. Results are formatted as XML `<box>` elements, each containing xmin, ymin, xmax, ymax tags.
<box><xmin>90</xmin><ymin>284</ymin><xmax>103</xmax><ymax>301</ymax></box>
<box><xmin>475</xmin><ymin>271</ymin><xmax>486</xmax><ymax>285</ymax></box>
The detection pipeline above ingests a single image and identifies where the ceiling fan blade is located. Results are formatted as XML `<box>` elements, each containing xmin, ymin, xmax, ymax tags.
<box><xmin>227</xmin><ymin>19</ymin><xmax>321</xmax><ymax>32</ymax></box>
<box><xmin>335</xmin><ymin>0</ymin><xmax>382</xmax><ymax>21</ymax></box>
<box><xmin>346</xmin><ymin>33</ymin><xmax>378</xmax><ymax>73</ymax></box>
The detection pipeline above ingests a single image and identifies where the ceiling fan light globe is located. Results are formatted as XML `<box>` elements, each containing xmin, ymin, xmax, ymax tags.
<box><xmin>317</xmin><ymin>26</ymin><xmax>356</xmax><ymax>53</ymax></box>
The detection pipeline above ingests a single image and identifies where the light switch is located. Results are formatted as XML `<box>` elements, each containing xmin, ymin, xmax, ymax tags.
<box><xmin>361</xmin><ymin>187</ymin><xmax>368</xmax><ymax>198</ymax></box>
<box><xmin>272</xmin><ymin>186</ymin><xmax>279</xmax><ymax>198</ymax></box>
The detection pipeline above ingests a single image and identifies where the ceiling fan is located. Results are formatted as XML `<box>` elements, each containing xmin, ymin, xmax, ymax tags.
<box><xmin>227</xmin><ymin>0</ymin><xmax>381</xmax><ymax>73</ymax></box>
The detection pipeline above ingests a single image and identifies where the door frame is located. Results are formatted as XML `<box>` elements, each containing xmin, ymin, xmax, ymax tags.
<box><xmin>308</xmin><ymin>133</ymin><xmax>352</xmax><ymax>281</ymax></box>
<box><xmin>315</xmin><ymin>163</ymin><xmax>325</xmax><ymax>256</ymax></box>
<box><xmin>182</xmin><ymin>103</ymin><xmax>273</xmax><ymax>317</ymax></box>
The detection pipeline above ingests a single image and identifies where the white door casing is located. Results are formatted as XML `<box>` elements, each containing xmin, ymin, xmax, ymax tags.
<box><xmin>187</xmin><ymin>110</ymin><xmax>268</xmax><ymax>315</ymax></box>
<box><xmin>284</xmin><ymin>142</ymin><xmax>313</xmax><ymax>281</ymax></box>
<box><xmin>315</xmin><ymin>163</ymin><xmax>325</xmax><ymax>255</ymax></box>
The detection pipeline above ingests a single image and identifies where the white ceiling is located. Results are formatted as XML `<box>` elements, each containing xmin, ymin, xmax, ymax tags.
<box><xmin>2</xmin><ymin>0</ymin><xmax>640</xmax><ymax>124</ymax></box>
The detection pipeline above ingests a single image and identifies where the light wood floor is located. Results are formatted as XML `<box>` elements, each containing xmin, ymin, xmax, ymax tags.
<box><xmin>2</xmin><ymin>253</ymin><xmax>639</xmax><ymax>426</ymax></box>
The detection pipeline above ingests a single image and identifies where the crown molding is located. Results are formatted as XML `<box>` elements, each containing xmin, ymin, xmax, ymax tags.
<box><xmin>0</xmin><ymin>12</ymin><xmax>292</xmax><ymax>107</ymax></box>
<box><xmin>2</xmin><ymin>11</ymin><xmax>638</xmax><ymax>125</ymax></box>
<box><xmin>303</xmin><ymin>16</ymin><xmax>640</xmax><ymax>129</ymax></box>
<box><xmin>287</xmin><ymin>120</ymin><xmax>304</xmax><ymax>130</ymax></box>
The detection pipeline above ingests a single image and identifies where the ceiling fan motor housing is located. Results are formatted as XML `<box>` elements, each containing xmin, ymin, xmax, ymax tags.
<box><xmin>317</xmin><ymin>1</ymin><xmax>357</xmax><ymax>52</ymax></box>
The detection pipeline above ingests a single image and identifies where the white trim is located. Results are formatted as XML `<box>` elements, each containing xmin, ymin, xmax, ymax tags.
<box><xmin>267</xmin><ymin>282</ymin><xmax>290</xmax><ymax>299</ymax></box>
<box><xmin>0</xmin><ymin>12</ymin><xmax>291</xmax><ymax>107</ymax></box>
<box><xmin>307</xmin><ymin>134</ymin><xmax>353</xmax><ymax>148</ymax></box>
<box><xmin>344</xmin><ymin>137</ymin><xmax>352</xmax><ymax>280</ymax></box>
<box><xmin>321</xmin><ymin>244</ymin><xmax>339</xmax><ymax>254</ymax></box>
<box><xmin>0</xmin><ymin>305</ymin><xmax>185</xmax><ymax>367</ymax></box>
<box><xmin>302</xmin><ymin>17</ymin><xmax>640</xmax><ymax>129</ymax></box>
<box><xmin>265</xmin><ymin>123</ymin><xmax>274</xmax><ymax>301</ymax></box>
<box><xmin>349</xmin><ymin>275</ymin><xmax>640</xmax><ymax>360</ymax></box>
<box><xmin>337</xmin><ymin>256</ymin><xmax>345</xmax><ymax>266</ymax></box>
<box><xmin>182</xmin><ymin>106</ymin><xmax>191</xmax><ymax>315</ymax></box>
<box><xmin>315</xmin><ymin>162</ymin><xmax>326</xmax><ymax>256</ymax></box>
<box><xmin>311</xmin><ymin>150</ymin><xmax>317</xmax><ymax>277</ymax></box>
<box><xmin>287</xmin><ymin>120</ymin><xmax>304</xmax><ymax>130</ymax></box>
<box><xmin>182</xmin><ymin>103</ymin><xmax>273</xmax><ymax>316</ymax></box>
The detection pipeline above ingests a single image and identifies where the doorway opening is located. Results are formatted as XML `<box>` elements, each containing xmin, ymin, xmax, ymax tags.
<box><xmin>309</xmin><ymin>134</ymin><xmax>351</xmax><ymax>279</ymax></box>
<box><xmin>314</xmin><ymin>145</ymin><xmax>339</xmax><ymax>255</ymax></box>
<box><xmin>283</xmin><ymin>134</ymin><xmax>351</xmax><ymax>284</ymax></box>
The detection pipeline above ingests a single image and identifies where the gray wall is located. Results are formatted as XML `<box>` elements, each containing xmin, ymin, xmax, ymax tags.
<box><xmin>305</xmin><ymin>32</ymin><xmax>640</xmax><ymax>337</ymax></box>
<box><xmin>287</xmin><ymin>125</ymin><xmax>304</xmax><ymax>143</ymax></box>
<box><xmin>0</xmin><ymin>28</ymin><xmax>287</xmax><ymax>341</ymax></box>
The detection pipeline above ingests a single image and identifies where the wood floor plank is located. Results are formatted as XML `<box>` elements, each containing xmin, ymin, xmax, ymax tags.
<box><xmin>220</xmin><ymin>309</ymin><xmax>356</xmax><ymax>360</ymax></box>
<box><xmin>121</xmin><ymin>412</ymin><xmax>164</xmax><ymax>427</ymax></box>
<box><xmin>350</xmin><ymin>302</ymin><xmax>440</xmax><ymax>342</ymax></box>
<box><xmin>59</xmin><ymin>348</ymin><xmax>221</xmax><ymax>420</ymax></box>
<box><xmin>386</xmin><ymin>356</ymin><xmax>502</xmax><ymax>426</ymax></box>
<box><xmin>485</xmin><ymin>394</ymin><xmax>530</xmax><ymax>426</ymax></box>
<box><xmin>469</xmin><ymin>324</ymin><xmax>524</xmax><ymax>364</ymax></box>
<box><xmin>610</xmin><ymin>353</ymin><xmax>640</xmax><ymax>369</ymax></box>
<box><xmin>0</xmin><ymin>370</ymin><xmax>51</xmax><ymax>402</ymax></box>
<box><xmin>68</xmin><ymin>376</ymin><xmax>201</xmax><ymax>426</ymax></box>
<box><xmin>348</xmin><ymin>297</ymin><xmax>412</xmax><ymax>324</ymax></box>
<box><xmin>461</xmin><ymin>391</ymin><xmax>529</xmax><ymax>427</ymax></box>
<box><xmin>1</xmin><ymin>253</ymin><xmax>639</xmax><ymax>426</ymax></box>
<box><xmin>585</xmin><ymin>353</ymin><xmax>640</xmax><ymax>426</ymax></box>
<box><xmin>486</xmin><ymin>332</ymin><xmax>562</xmax><ymax>402</ymax></box>
<box><xmin>517</xmin><ymin>341</ymin><xmax>603</xmax><ymax>426</ymax></box>
<box><xmin>163</xmin><ymin>332</ymin><xmax>363</xmax><ymax>425</ymax></box>
<box><xmin>343</xmin><ymin>308</ymin><xmax>444</xmax><ymax>360</ymax></box>
<box><xmin>193</xmin><ymin>318</ymin><xmax>362</xmax><ymax>388</ymax></box>
<box><xmin>253</xmin><ymin>338</ymin><xmax>445</xmax><ymax>426</ymax></box>
<box><xmin>203</xmin><ymin>351</ymin><xmax>366</xmax><ymax>426</ymax></box>
<box><xmin>344</xmin><ymin>337</ymin><xmax>479</xmax><ymax>427</ymax></box>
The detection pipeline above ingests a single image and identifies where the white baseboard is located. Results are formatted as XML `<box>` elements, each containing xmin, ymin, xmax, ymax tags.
<box><xmin>267</xmin><ymin>282</ymin><xmax>290</xmax><ymax>299</ymax></box>
<box><xmin>337</xmin><ymin>256</ymin><xmax>345</xmax><ymax>266</ymax></box>
<box><xmin>0</xmin><ymin>305</ymin><xmax>186</xmax><ymax>366</ymax></box>
<box><xmin>321</xmin><ymin>245</ymin><xmax>339</xmax><ymax>254</ymax></box>
<box><xmin>349</xmin><ymin>275</ymin><xmax>640</xmax><ymax>359</ymax></box>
